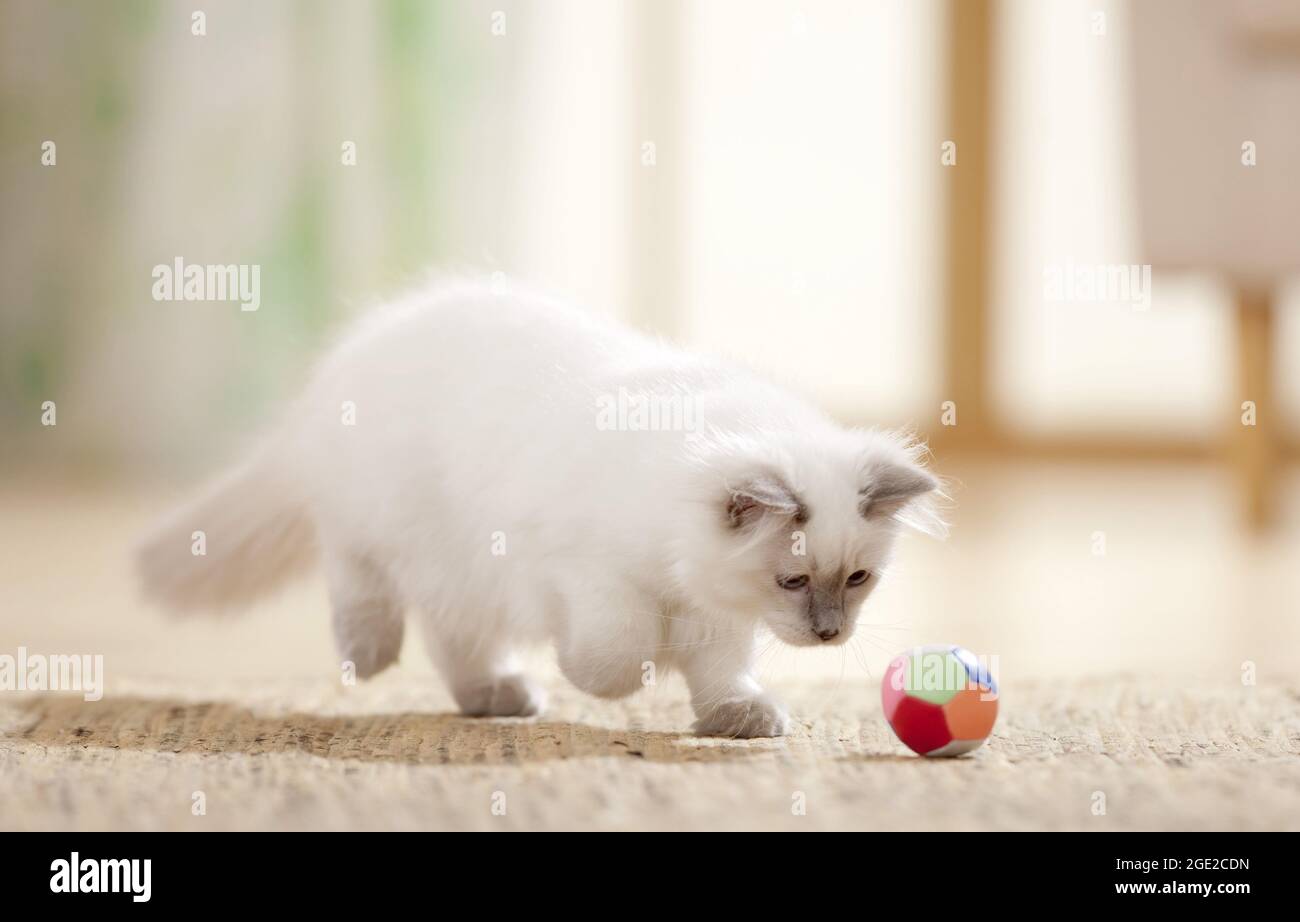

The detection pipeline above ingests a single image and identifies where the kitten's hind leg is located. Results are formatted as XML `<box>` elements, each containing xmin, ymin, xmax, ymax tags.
<box><xmin>422</xmin><ymin>616</ymin><xmax>545</xmax><ymax>718</ymax></box>
<box><xmin>324</xmin><ymin>547</ymin><xmax>405</xmax><ymax>679</ymax></box>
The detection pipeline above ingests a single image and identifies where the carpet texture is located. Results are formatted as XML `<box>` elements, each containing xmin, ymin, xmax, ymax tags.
<box><xmin>2</xmin><ymin>676</ymin><xmax>1297</xmax><ymax>831</ymax></box>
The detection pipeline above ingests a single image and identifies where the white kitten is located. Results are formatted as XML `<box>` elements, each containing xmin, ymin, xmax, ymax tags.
<box><xmin>137</xmin><ymin>280</ymin><xmax>943</xmax><ymax>738</ymax></box>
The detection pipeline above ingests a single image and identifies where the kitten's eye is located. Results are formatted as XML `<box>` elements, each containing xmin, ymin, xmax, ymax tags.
<box><xmin>776</xmin><ymin>574</ymin><xmax>809</xmax><ymax>590</ymax></box>
<box><xmin>846</xmin><ymin>570</ymin><xmax>870</xmax><ymax>587</ymax></box>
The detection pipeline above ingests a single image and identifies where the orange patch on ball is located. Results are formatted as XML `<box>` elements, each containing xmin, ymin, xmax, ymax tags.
<box><xmin>942</xmin><ymin>687</ymin><xmax>998</xmax><ymax>740</ymax></box>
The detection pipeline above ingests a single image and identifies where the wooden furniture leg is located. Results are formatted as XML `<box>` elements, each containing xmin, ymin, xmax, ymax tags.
<box><xmin>1233</xmin><ymin>286</ymin><xmax>1276</xmax><ymax>532</ymax></box>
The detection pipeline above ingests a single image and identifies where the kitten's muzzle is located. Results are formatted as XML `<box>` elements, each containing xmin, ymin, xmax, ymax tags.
<box><xmin>808</xmin><ymin>584</ymin><xmax>846</xmax><ymax>644</ymax></box>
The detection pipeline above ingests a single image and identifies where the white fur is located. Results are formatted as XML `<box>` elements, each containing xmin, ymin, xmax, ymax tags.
<box><xmin>137</xmin><ymin>280</ymin><xmax>942</xmax><ymax>737</ymax></box>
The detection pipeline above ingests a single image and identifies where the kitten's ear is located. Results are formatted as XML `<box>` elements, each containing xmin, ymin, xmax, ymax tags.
<box><xmin>726</xmin><ymin>475</ymin><xmax>807</xmax><ymax>529</ymax></box>
<box><xmin>858</xmin><ymin>460</ymin><xmax>939</xmax><ymax>520</ymax></box>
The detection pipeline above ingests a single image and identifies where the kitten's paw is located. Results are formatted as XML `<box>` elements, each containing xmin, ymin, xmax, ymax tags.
<box><xmin>454</xmin><ymin>675</ymin><xmax>546</xmax><ymax>718</ymax></box>
<box><xmin>692</xmin><ymin>693</ymin><xmax>789</xmax><ymax>739</ymax></box>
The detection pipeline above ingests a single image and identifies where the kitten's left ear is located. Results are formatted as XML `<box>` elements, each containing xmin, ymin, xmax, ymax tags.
<box><xmin>726</xmin><ymin>474</ymin><xmax>807</xmax><ymax>529</ymax></box>
<box><xmin>858</xmin><ymin>460</ymin><xmax>939</xmax><ymax>520</ymax></box>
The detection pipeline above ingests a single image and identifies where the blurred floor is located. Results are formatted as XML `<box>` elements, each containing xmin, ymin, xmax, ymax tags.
<box><xmin>3</xmin><ymin>459</ymin><xmax>1298</xmax><ymax>686</ymax></box>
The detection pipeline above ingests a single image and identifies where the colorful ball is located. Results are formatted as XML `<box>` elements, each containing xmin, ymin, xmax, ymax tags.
<box><xmin>881</xmin><ymin>645</ymin><xmax>998</xmax><ymax>757</ymax></box>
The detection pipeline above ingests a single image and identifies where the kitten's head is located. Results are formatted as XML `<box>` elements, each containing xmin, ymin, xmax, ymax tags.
<box><xmin>677</xmin><ymin>428</ymin><xmax>943</xmax><ymax>646</ymax></box>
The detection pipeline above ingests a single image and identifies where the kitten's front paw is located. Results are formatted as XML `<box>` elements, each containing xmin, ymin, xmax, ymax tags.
<box><xmin>455</xmin><ymin>675</ymin><xmax>546</xmax><ymax>718</ymax></box>
<box><xmin>693</xmin><ymin>693</ymin><xmax>789</xmax><ymax>739</ymax></box>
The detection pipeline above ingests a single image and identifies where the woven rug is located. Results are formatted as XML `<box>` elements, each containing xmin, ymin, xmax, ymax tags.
<box><xmin>2</xmin><ymin>675</ymin><xmax>1296</xmax><ymax>831</ymax></box>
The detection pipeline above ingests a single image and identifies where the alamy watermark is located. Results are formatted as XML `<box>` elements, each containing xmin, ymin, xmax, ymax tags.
<box><xmin>50</xmin><ymin>853</ymin><xmax>150</xmax><ymax>902</ymax></box>
<box><xmin>0</xmin><ymin>646</ymin><xmax>104</xmax><ymax>701</ymax></box>
<box><xmin>152</xmin><ymin>257</ymin><xmax>261</xmax><ymax>311</ymax></box>
<box><xmin>596</xmin><ymin>387</ymin><xmax>700</xmax><ymax>432</ymax></box>
<box><xmin>1043</xmin><ymin>261</ymin><xmax>1151</xmax><ymax>310</ymax></box>
<box><xmin>889</xmin><ymin>646</ymin><xmax>999</xmax><ymax>702</ymax></box>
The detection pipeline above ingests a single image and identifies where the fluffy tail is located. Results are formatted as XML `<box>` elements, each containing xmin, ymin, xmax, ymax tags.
<box><xmin>136</xmin><ymin>451</ymin><xmax>318</xmax><ymax>614</ymax></box>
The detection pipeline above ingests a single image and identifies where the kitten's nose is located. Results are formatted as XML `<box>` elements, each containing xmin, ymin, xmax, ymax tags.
<box><xmin>815</xmin><ymin>627</ymin><xmax>839</xmax><ymax>641</ymax></box>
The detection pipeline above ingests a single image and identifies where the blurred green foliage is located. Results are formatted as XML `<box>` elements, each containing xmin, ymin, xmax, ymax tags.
<box><xmin>0</xmin><ymin>0</ymin><xmax>473</xmax><ymax>474</ymax></box>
